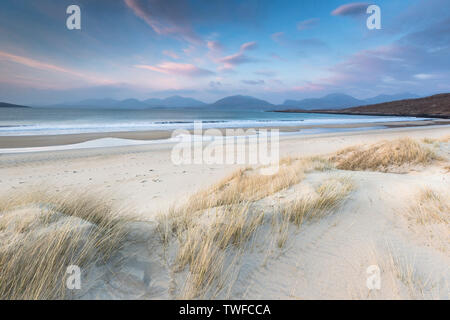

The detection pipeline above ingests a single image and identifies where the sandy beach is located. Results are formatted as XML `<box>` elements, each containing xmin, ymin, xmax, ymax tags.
<box><xmin>1</xmin><ymin>119</ymin><xmax>448</xmax><ymax>148</ymax></box>
<box><xmin>1</xmin><ymin>123</ymin><xmax>449</xmax><ymax>299</ymax></box>
<box><xmin>0</xmin><ymin>123</ymin><xmax>447</xmax><ymax>215</ymax></box>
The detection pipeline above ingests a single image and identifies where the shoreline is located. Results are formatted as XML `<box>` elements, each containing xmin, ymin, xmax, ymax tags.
<box><xmin>272</xmin><ymin>110</ymin><xmax>450</xmax><ymax>119</ymax></box>
<box><xmin>1</xmin><ymin>119</ymin><xmax>449</xmax><ymax>149</ymax></box>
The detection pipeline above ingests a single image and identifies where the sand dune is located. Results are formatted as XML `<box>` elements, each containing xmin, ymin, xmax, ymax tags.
<box><xmin>0</xmin><ymin>125</ymin><xmax>449</xmax><ymax>299</ymax></box>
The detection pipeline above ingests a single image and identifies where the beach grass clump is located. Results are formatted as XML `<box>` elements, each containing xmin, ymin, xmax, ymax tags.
<box><xmin>190</xmin><ymin>165</ymin><xmax>303</xmax><ymax>209</ymax></box>
<box><xmin>440</xmin><ymin>135</ymin><xmax>450</xmax><ymax>143</ymax></box>
<box><xmin>422</xmin><ymin>138</ymin><xmax>436</xmax><ymax>144</ymax></box>
<box><xmin>174</xmin><ymin>203</ymin><xmax>264</xmax><ymax>298</ymax></box>
<box><xmin>406</xmin><ymin>188</ymin><xmax>449</xmax><ymax>225</ymax></box>
<box><xmin>184</xmin><ymin>156</ymin><xmax>333</xmax><ymax>214</ymax></box>
<box><xmin>330</xmin><ymin>138</ymin><xmax>439</xmax><ymax>172</ymax></box>
<box><xmin>282</xmin><ymin>177</ymin><xmax>354</xmax><ymax>227</ymax></box>
<box><xmin>402</xmin><ymin>188</ymin><xmax>449</xmax><ymax>252</ymax></box>
<box><xmin>0</xmin><ymin>190</ymin><xmax>132</xmax><ymax>300</ymax></box>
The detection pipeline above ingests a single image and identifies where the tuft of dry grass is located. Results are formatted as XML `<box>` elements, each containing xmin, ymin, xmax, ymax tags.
<box><xmin>185</xmin><ymin>156</ymin><xmax>333</xmax><ymax>213</ymax></box>
<box><xmin>403</xmin><ymin>188</ymin><xmax>449</xmax><ymax>252</ymax></box>
<box><xmin>440</xmin><ymin>135</ymin><xmax>450</xmax><ymax>143</ymax></box>
<box><xmin>406</xmin><ymin>188</ymin><xmax>449</xmax><ymax>225</ymax></box>
<box><xmin>422</xmin><ymin>138</ymin><xmax>436</xmax><ymax>144</ymax></box>
<box><xmin>0</xmin><ymin>190</ymin><xmax>132</xmax><ymax>300</ymax></box>
<box><xmin>330</xmin><ymin>138</ymin><xmax>439</xmax><ymax>172</ymax></box>
<box><xmin>282</xmin><ymin>177</ymin><xmax>354</xmax><ymax>227</ymax></box>
<box><xmin>174</xmin><ymin>203</ymin><xmax>264</xmax><ymax>298</ymax></box>
<box><xmin>189</xmin><ymin>166</ymin><xmax>302</xmax><ymax>210</ymax></box>
<box><xmin>360</xmin><ymin>245</ymin><xmax>438</xmax><ymax>299</ymax></box>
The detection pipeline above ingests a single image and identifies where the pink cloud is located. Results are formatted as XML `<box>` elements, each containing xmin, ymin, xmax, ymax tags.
<box><xmin>124</xmin><ymin>0</ymin><xmax>202</xmax><ymax>44</ymax></box>
<box><xmin>240</xmin><ymin>41</ymin><xmax>257</xmax><ymax>51</ymax></box>
<box><xmin>162</xmin><ymin>50</ymin><xmax>180</xmax><ymax>59</ymax></box>
<box><xmin>331</xmin><ymin>3</ymin><xmax>369</xmax><ymax>16</ymax></box>
<box><xmin>207</xmin><ymin>41</ymin><xmax>223</xmax><ymax>52</ymax></box>
<box><xmin>0</xmin><ymin>51</ymin><xmax>79</xmax><ymax>75</ymax></box>
<box><xmin>297</xmin><ymin>18</ymin><xmax>319</xmax><ymax>31</ymax></box>
<box><xmin>271</xmin><ymin>32</ymin><xmax>284</xmax><ymax>42</ymax></box>
<box><xmin>135</xmin><ymin>62</ymin><xmax>214</xmax><ymax>77</ymax></box>
<box><xmin>0</xmin><ymin>51</ymin><xmax>111</xmax><ymax>85</ymax></box>
<box><xmin>217</xmin><ymin>41</ymin><xmax>258</xmax><ymax>70</ymax></box>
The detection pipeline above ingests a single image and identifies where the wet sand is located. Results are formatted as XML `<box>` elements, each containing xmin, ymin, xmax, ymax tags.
<box><xmin>1</xmin><ymin>119</ymin><xmax>449</xmax><ymax>149</ymax></box>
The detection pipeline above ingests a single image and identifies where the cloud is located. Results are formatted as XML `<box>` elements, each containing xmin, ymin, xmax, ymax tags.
<box><xmin>254</xmin><ymin>70</ymin><xmax>276</xmax><ymax>77</ymax></box>
<box><xmin>292</xmin><ymin>83</ymin><xmax>324</xmax><ymax>92</ymax></box>
<box><xmin>209</xmin><ymin>81</ymin><xmax>222</xmax><ymax>88</ymax></box>
<box><xmin>399</xmin><ymin>17</ymin><xmax>450</xmax><ymax>49</ymax></box>
<box><xmin>124</xmin><ymin>0</ymin><xmax>202</xmax><ymax>44</ymax></box>
<box><xmin>271</xmin><ymin>32</ymin><xmax>285</xmax><ymax>43</ymax></box>
<box><xmin>331</xmin><ymin>2</ymin><xmax>369</xmax><ymax>16</ymax></box>
<box><xmin>0</xmin><ymin>50</ymin><xmax>110</xmax><ymax>85</ymax></box>
<box><xmin>207</xmin><ymin>40</ymin><xmax>224</xmax><ymax>53</ymax></box>
<box><xmin>162</xmin><ymin>50</ymin><xmax>179</xmax><ymax>59</ymax></box>
<box><xmin>124</xmin><ymin>0</ymin><xmax>268</xmax><ymax>45</ymax></box>
<box><xmin>278</xmin><ymin>16</ymin><xmax>450</xmax><ymax>97</ymax></box>
<box><xmin>217</xmin><ymin>41</ymin><xmax>258</xmax><ymax>70</ymax></box>
<box><xmin>135</xmin><ymin>62</ymin><xmax>214</xmax><ymax>77</ymax></box>
<box><xmin>297</xmin><ymin>18</ymin><xmax>319</xmax><ymax>31</ymax></box>
<box><xmin>242</xmin><ymin>79</ymin><xmax>265</xmax><ymax>85</ymax></box>
<box><xmin>298</xmin><ymin>38</ymin><xmax>327</xmax><ymax>48</ymax></box>
<box><xmin>305</xmin><ymin>46</ymin><xmax>448</xmax><ymax>95</ymax></box>
<box><xmin>218</xmin><ymin>53</ymin><xmax>254</xmax><ymax>69</ymax></box>
<box><xmin>270</xmin><ymin>53</ymin><xmax>285</xmax><ymax>61</ymax></box>
<box><xmin>240</xmin><ymin>41</ymin><xmax>258</xmax><ymax>51</ymax></box>
<box><xmin>414</xmin><ymin>73</ymin><xmax>437</xmax><ymax>80</ymax></box>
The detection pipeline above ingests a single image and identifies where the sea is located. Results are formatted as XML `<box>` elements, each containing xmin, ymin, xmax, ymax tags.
<box><xmin>0</xmin><ymin>107</ymin><xmax>427</xmax><ymax>136</ymax></box>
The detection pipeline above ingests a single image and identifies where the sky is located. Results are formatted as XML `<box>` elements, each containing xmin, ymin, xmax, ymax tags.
<box><xmin>0</xmin><ymin>0</ymin><xmax>449</xmax><ymax>105</ymax></box>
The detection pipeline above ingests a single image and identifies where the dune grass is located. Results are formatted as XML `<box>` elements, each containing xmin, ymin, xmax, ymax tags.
<box><xmin>187</xmin><ymin>164</ymin><xmax>303</xmax><ymax>211</ymax></box>
<box><xmin>422</xmin><ymin>138</ymin><xmax>436</xmax><ymax>144</ymax></box>
<box><xmin>185</xmin><ymin>156</ymin><xmax>333</xmax><ymax>213</ymax></box>
<box><xmin>157</xmin><ymin>156</ymin><xmax>346</xmax><ymax>297</ymax></box>
<box><xmin>330</xmin><ymin>138</ymin><xmax>439</xmax><ymax>172</ymax></box>
<box><xmin>162</xmin><ymin>156</ymin><xmax>333</xmax><ymax>237</ymax></box>
<box><xmin>0</xmin><ymin>190</ymin><xmax>132</xmax><ymax>300</ymax></box>
<box><xmin>406</xmin><ymin>188</ymin><xmax>449</xmax><ymax>225</ymax></box>
<box><xmin>403</xmin><ymin>188</ymin><xmax>449</xmax><ymax>253</ymax></box>
<box><xmin>174</xmin><ymin>203</ymin><xmax>264</xmax><ymax>298</ymax></box>
<box><xmin>282</xmin><ymin>177</ymin><xmax>354</xmax><ymax>228</ymax></box>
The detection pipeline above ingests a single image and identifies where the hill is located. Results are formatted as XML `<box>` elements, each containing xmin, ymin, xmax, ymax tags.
<box><xmin>0</xmin><ymin>102</ymin><xmax>30</xmax><ymax>108</ymax></box>
<box><xmin>284</xmin><ymin>93</ymin><xmax>363</xmax><ymax>110</ymax></box>
<box><xmin>211</xmin><ymin>95</ymin><xmax>273</xmax><ymax>109</ymax></box>
<box><xmin>283</xmin><ymin>92</ymin><xmax>420</xmax><ymax>110</ymax></box>
<box><xmin>363</xmin><ymin>92</ymin><xmax>419</xmax><ymax>105</ymax></box>
<box><xmin>275</xmin><ymin>93</ymin><xmax>450</xmax><ymax>118</ymax></box>
<box><xmin>44</xmin><ymin>96</ymin><xmax>206</xmax><ymax>109</ymax></box>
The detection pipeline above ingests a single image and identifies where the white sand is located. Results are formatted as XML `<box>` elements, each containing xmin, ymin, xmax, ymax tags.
<box><xmin>0</xmin><ymin>125</ymin><xmax>449</xmax><ymax>299</ymax></box>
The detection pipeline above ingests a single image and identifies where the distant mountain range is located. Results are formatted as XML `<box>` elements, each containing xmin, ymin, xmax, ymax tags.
<box><xmin>210</xmin><ymin>95</ymin><xmax>274</xmax><ymax>109</ymax></box>
<box><xmin>4</xmin><ymin>92</ymin><xmax>426</xmax><ymax>111</ymax></box>
<box><xmin>48</xmin><ymin>95</ymin><xmax>206</xmax><ymax>109</ymax></box>
<box><xmin>283</xmin><ymin>92</ymin><xmax>420</xmax><ymax>110</ymax></box>
<box><xmin>50</xmin><ymin>92</ymin><xmax>419</xmax><ymax>110</ymax></box>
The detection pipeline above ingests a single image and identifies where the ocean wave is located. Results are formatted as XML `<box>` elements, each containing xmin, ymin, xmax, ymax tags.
<box><xmin>0</xmin><ymin>116</ymin><xmax>427</xmax><ymax>136</ymax></box>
